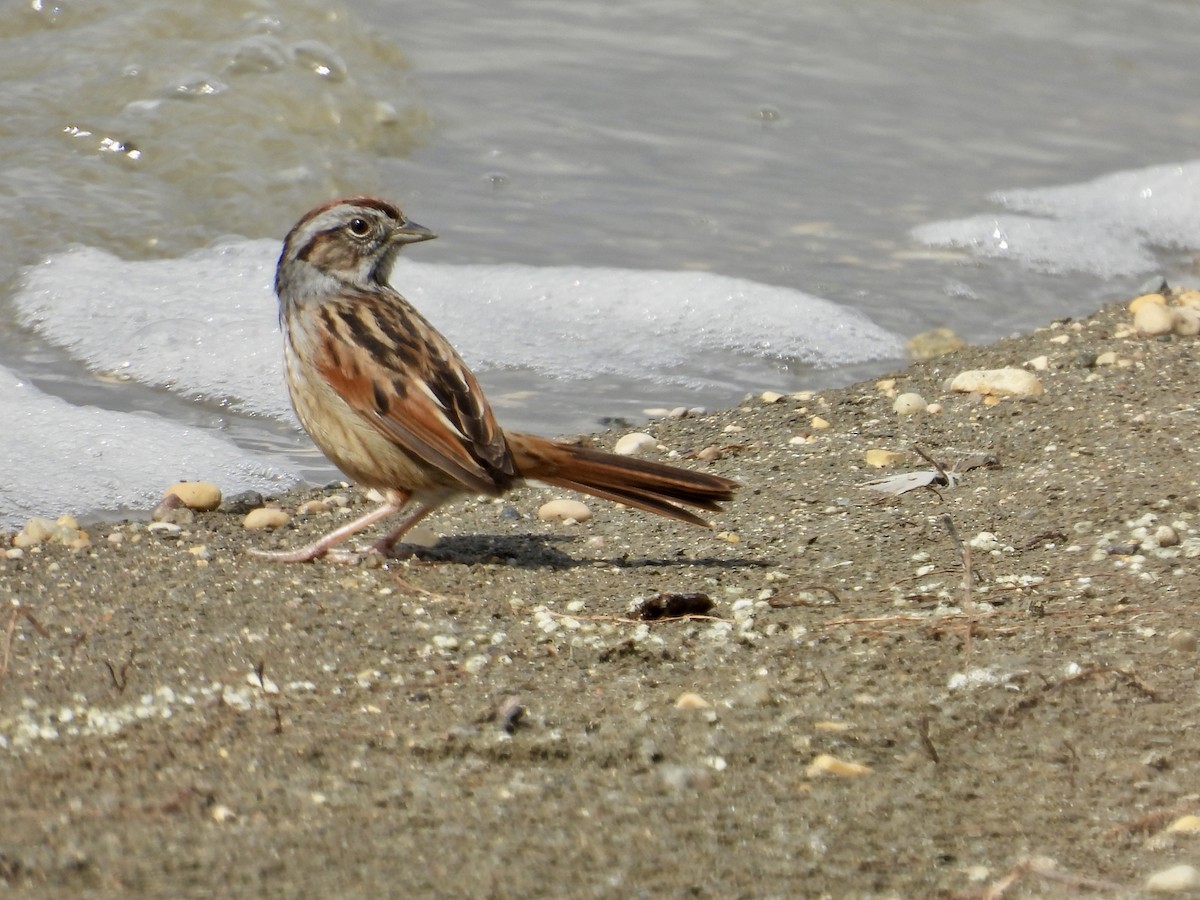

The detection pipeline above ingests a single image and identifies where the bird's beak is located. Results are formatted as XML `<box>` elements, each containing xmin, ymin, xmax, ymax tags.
<box><xmin>393</xmin><ymin>220</ymin><xmax>437</xmax><ymax>244</ymax></box>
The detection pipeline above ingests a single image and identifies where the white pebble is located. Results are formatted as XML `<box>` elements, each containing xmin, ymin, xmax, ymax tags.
<box><xmin>614</xmin><ymin>432</ymin><xmax>658</xmax><ymax>456</ymax></box>
<box><xmin>1146</xmin><ymin>864</ymin><xmax>1200</xmax><ymax>892</ymax></box>
<box><xmin>210</xmin><ymin>804</ymin><xmax>236</xmax><ymax>823</ymax></box>
<box><xmin>1155</xmin><ymin>525</ymin><xmax>1180</xmax><ymax>547</ymax></box>
<box><xmin>1168</xmin><ymin>630</ymin><xmax>1198</xmax><ymax>653</ymax></box>
<box><xmin>1174</xmin><ymin>307</ymin><xmax>1200</xmax><ymax>336</ymax></box>
<box><xmin>537</xmin><ymin>499</ymin><xmax>593</xmax><ymax>523</ymax></box>
<box><xmin>462</xmin><ymin>654</ymin><xmax>489</xmax><ymax>674</ymax></box>
<box><xmin>1134</xmin><ymin>302</ymin><xmax>1178</xmax><ymax>336</ymax></box>
<box><xmin>892</xmin><ymin>392</ymin><xmax>926</xmax><ymax>415</ymax></box>
<box><xmin>968</xmin><ymin>531</ymin><xmax>1003</xmax><ymax>552</ymax></box>
<box><xmin>675</xmin><ymin>692</ymin><xmax>710</xmax><ymax>710</ymax></box>
<box><xmin>950</xmin><ymin>368</ymin><xmax>1044</xmax><ymax>398</ymax></box>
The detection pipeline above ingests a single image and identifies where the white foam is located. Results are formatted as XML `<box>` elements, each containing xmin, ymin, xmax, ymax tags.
<box><xmin>16</xmin><ymin>241</ymin><xmax>903</xmax><ymax>420</ymax></box>
<box><xmin>912</xmin><ymin>160</ymin><xmax>1200</xmax><ymax>277</ymax></box>
<box><xmin>0</xmin><ymin>365</ymin><xmax>292</xmax><ymax>527</ymax></box>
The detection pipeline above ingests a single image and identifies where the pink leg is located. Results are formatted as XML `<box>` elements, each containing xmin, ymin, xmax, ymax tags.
<box><xmin>250</xmin><ymin>498</ymin><xmax>406</xmax><ymax>563</ymax></box>
<box><xmin>369</xmin><ymin>503</ymin><xmax>440</xmax><ymax>556</ymax></box>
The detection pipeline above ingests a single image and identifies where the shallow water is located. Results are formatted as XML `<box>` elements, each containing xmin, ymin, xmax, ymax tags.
<box><xmin>3</xmin><ymin>0</ymin><xmax>1200</xmax><ymax>520</ymax></box>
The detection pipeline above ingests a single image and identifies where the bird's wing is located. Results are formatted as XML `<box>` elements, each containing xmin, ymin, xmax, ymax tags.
<box><xmin>310</xmin><ymin>292</ymin><xmax>516</xmax><ymax>494</ymax></box>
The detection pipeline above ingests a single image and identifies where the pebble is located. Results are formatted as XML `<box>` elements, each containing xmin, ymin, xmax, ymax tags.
<box><xmin>1166</xmin><ymin>815</ymin><xmax>1200</xmax><ymax>833</ymax></box>
<box><xmin>1176</xmin><ymin>290</ymin><xmax>1200</xmax><ymax>308</ymax></box>
<box><xmin>809</xmin><ymin>416</ymin><xmax>831</xmax><ymax>430</ymax></box>
<box><xmin>805</xmin><ymin>753</ymin><xmax>872</xmax><ymax>778</ymax></box>
<box><xmin>891</xmin><ymin>392</ymin><xmax>925</xmax><ymax>415</ymax></box>
<box><xmin>905</xmin><ymin>327</ymin><xmax>966</xmax><ymax>361</ymax></box>
<box><xmin>152</xmin><ymin>503</ymin><xmax>195</xmax><ymax>527</ymax></box>
<box><xmin>1128</xmin><ymin>294</ymin><xmax>1166</xmax><ymax>314</ymax></box>
<box><xmin>220</xmin><ymin>491</ymin><xmax>264</xmax><ymax>515</ymax></box>
<box><xmin>1167</xmin><ymin>630</ymin><xmax>1197</xmax><ymax>653</ymax></box>
<box><xmin>147</xmin><ymin>522</ymin><xmax>182</xmax><ymax>539</ymax></box>
<box><xmin>243</xmin><ymin>508</ymin><xmax>290</xmax><ymax>530</ymax></box>
<box><xmin>864</xmin><ymin>449</ymin><xmax>906</xmax><ymax>468</ymax></box>
<box><xmin>210</xmin><ymin>804</ymin><xmax>236</xmax><ymax>823</ymax></box>
<box><xmin>1146</xmin><ymin>864</ymin><xmax>1200</xmax><ymax>892</ymax></box>
<box><xmin>759</xmin><ymin>390</ymin><xmax>786</xmax><ymax>404</ymax></box>
<box><xmin>1134</xmin><ymin>301</ymin><xmax>1177</xmax><ymax>336</ymax></box>
<box><xmin>1155</xmin><ymin>525</ymin><xmax>1180</xmax><ymax>547</ymax></box>
<box><xmin>968</xmin><ymin>531</ymin><xmax>1004</xmax><ymax>552</ymax></box>
<box><xmin>462</xmin><ymin>654</ymin><xmax>490</xmax><ymax>675</ymax></box>
<box><xmin>13</xmin><ymin>515</ymin><xmax>91</xmax><ymax>549</ymax></box>
<box><xmin>658</xmin><ymin>764</ymin><xmax>716</xmax><ymax>793</ymax></box>
<box><xmin>949</xmin><ymin>368</ymin><xmax>1044</xmax><ymax>398</ymax></box>
<box><xmin>1132</xmin><ymin>292</ymin><xmax>1171</xmax><ymax>314</ymax></box>
<box><xmin>13</xmin><ymin>517</ymin><xmax>56</xmax><ymax>548</ymax></box>
<box><xmin>675</xmin><ymin>692</ymin><xmax>710</xmax><ymax>710</ymax></box>
<box><xmin>537</xmin><ymin>499</ymin><xmax>592</xmax><ymax>523</ymax></box>
<box><xmin>1128</xmin><ymin>292</ymin><xmax>1167</xmax><ymax>313</ymax></box>
<box><xmin>613</xmin><ymin>432</ymin><xmax>658</xmax><ymax>456</ymax></box>
<box><xmin>163</xmin><ymin>481</ymin><xmax>222</xmax><ymax>511</ymax></box>
<box><xmin>1095</xmin><ymin>350</ymin><xmax>1119</xmax><ymax>366</ymax></box>
<box><xmin>296</xmin><ymin>499</ymin><xmax>331</xmax><ymax>517</ymax></box>
<box><xmin>1174</xmin><ymin>307</ymin><xmax>1200</xmax><ymax>336</ymax></box>
<box><xmin>1025</xmin><ymin>354</ymin><xmax>1049</xmax><ymax>371</ymax></box>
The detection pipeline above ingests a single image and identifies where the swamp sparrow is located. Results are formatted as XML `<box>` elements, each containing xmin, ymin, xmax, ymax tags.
<box><xmin>257</xmin><ymin>197</ymin><xmax>739</xmax><ymax>562</ymax></box>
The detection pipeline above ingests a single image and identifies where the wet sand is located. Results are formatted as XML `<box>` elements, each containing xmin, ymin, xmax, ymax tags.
<box><xmin>3</xmin><ymin>298</ymin><xmax>1199</xmax><ymax>897</ymax></box>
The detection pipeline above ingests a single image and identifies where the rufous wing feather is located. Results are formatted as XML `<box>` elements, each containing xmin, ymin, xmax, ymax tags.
<box><xmin>312</xmin><ymin>295</ymin><xmax>516</xmax><ymax>495</ymax></box>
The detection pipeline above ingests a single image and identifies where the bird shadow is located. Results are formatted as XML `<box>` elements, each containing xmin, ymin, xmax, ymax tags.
<box><xmin>394</xmin><ymin>532</ymin><xmax>769</xmax><ymax>571</ymax></box>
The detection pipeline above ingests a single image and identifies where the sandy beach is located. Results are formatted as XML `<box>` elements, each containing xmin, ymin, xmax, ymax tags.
<box><xmin>3</xmin><ymin>295</ymin><xmax>1200</xmax><ymax>897</ymax></box>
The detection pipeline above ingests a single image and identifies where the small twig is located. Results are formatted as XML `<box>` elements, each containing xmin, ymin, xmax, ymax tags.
<box><xmin>912</xmin><ymin>443</ymin><xmax>950</xmax><ymax>482</ymax></box>
<box><xmin>1050</xmin><ymin>664</ymin><xmax>1162</xmax><ymax>701</ymax></box>
<box><xmin>767</xmin><ymin>584</ymin><xmax>842</xmax><ymax>608</ymax></box>
<box><xmin>942</xmin><ymin>514</ymin><xmax>974</xmax><ymax>610</ymax></box>
<box><xmin>104</xmin><ymin>648</ymin><xmax>136</xmax><ymax>693</ymax></box>
<box><xmin>494</xmin><ymin>696</ymin><xmax>525</xmax><ymax>734</ymax></box>
<box><xmin>1061</xmin><ymin>740</ymin><xmax>1078</xmax><ymax>791</ymax></box>
<box><xmin>1105</xmin><ymin>804</ymin><xmax>1195</xmax><ymax>839</ymax></box>
<box><xmin>0</xmin><ymin>604</ymin><xmax>51</xmax><ymax>684</ymax></box>
<box><xmin>541</xmin><ymin>609</ymin><xmax>733</xmax><ymax>626</ymax></box>
<box><xmin>979</xmin><ymin>856</ymin><xmax>1129</xmax><ymax>899</ymax></box>
<box><xmin>915</xmin><ymin>716</ymin><xmax>940</xmax><ymax>764</ymax></box>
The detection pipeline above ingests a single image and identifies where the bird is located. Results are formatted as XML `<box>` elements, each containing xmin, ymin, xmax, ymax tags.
<box><xmin>255</xmin><ymin>196</ymin><xmax>740</xmax><ymax>562</ymax></box>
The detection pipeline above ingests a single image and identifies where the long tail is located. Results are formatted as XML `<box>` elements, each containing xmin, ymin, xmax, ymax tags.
<box><xmin>505</xmin><ymin>431</ymin><xmax>739</xmax><ymax>527</ymax></box>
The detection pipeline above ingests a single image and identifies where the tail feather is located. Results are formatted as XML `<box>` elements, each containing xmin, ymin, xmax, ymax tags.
<box><xmin>506</xmin><ymin>432</ymin><xmax>739</xmax><ymax>527</ymax></box>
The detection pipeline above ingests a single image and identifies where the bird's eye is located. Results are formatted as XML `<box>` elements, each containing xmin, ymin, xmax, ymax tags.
<box><xmin>347</xmin><ymin>217</ymin><xmax>371</xmax><ymax>238</ymax></box>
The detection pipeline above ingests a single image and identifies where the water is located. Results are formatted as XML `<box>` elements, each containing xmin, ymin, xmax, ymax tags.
<box><xmin>3</xmin><ymin>0</ymin><xmax>1200</xmax><ymax>524</ymax></box>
